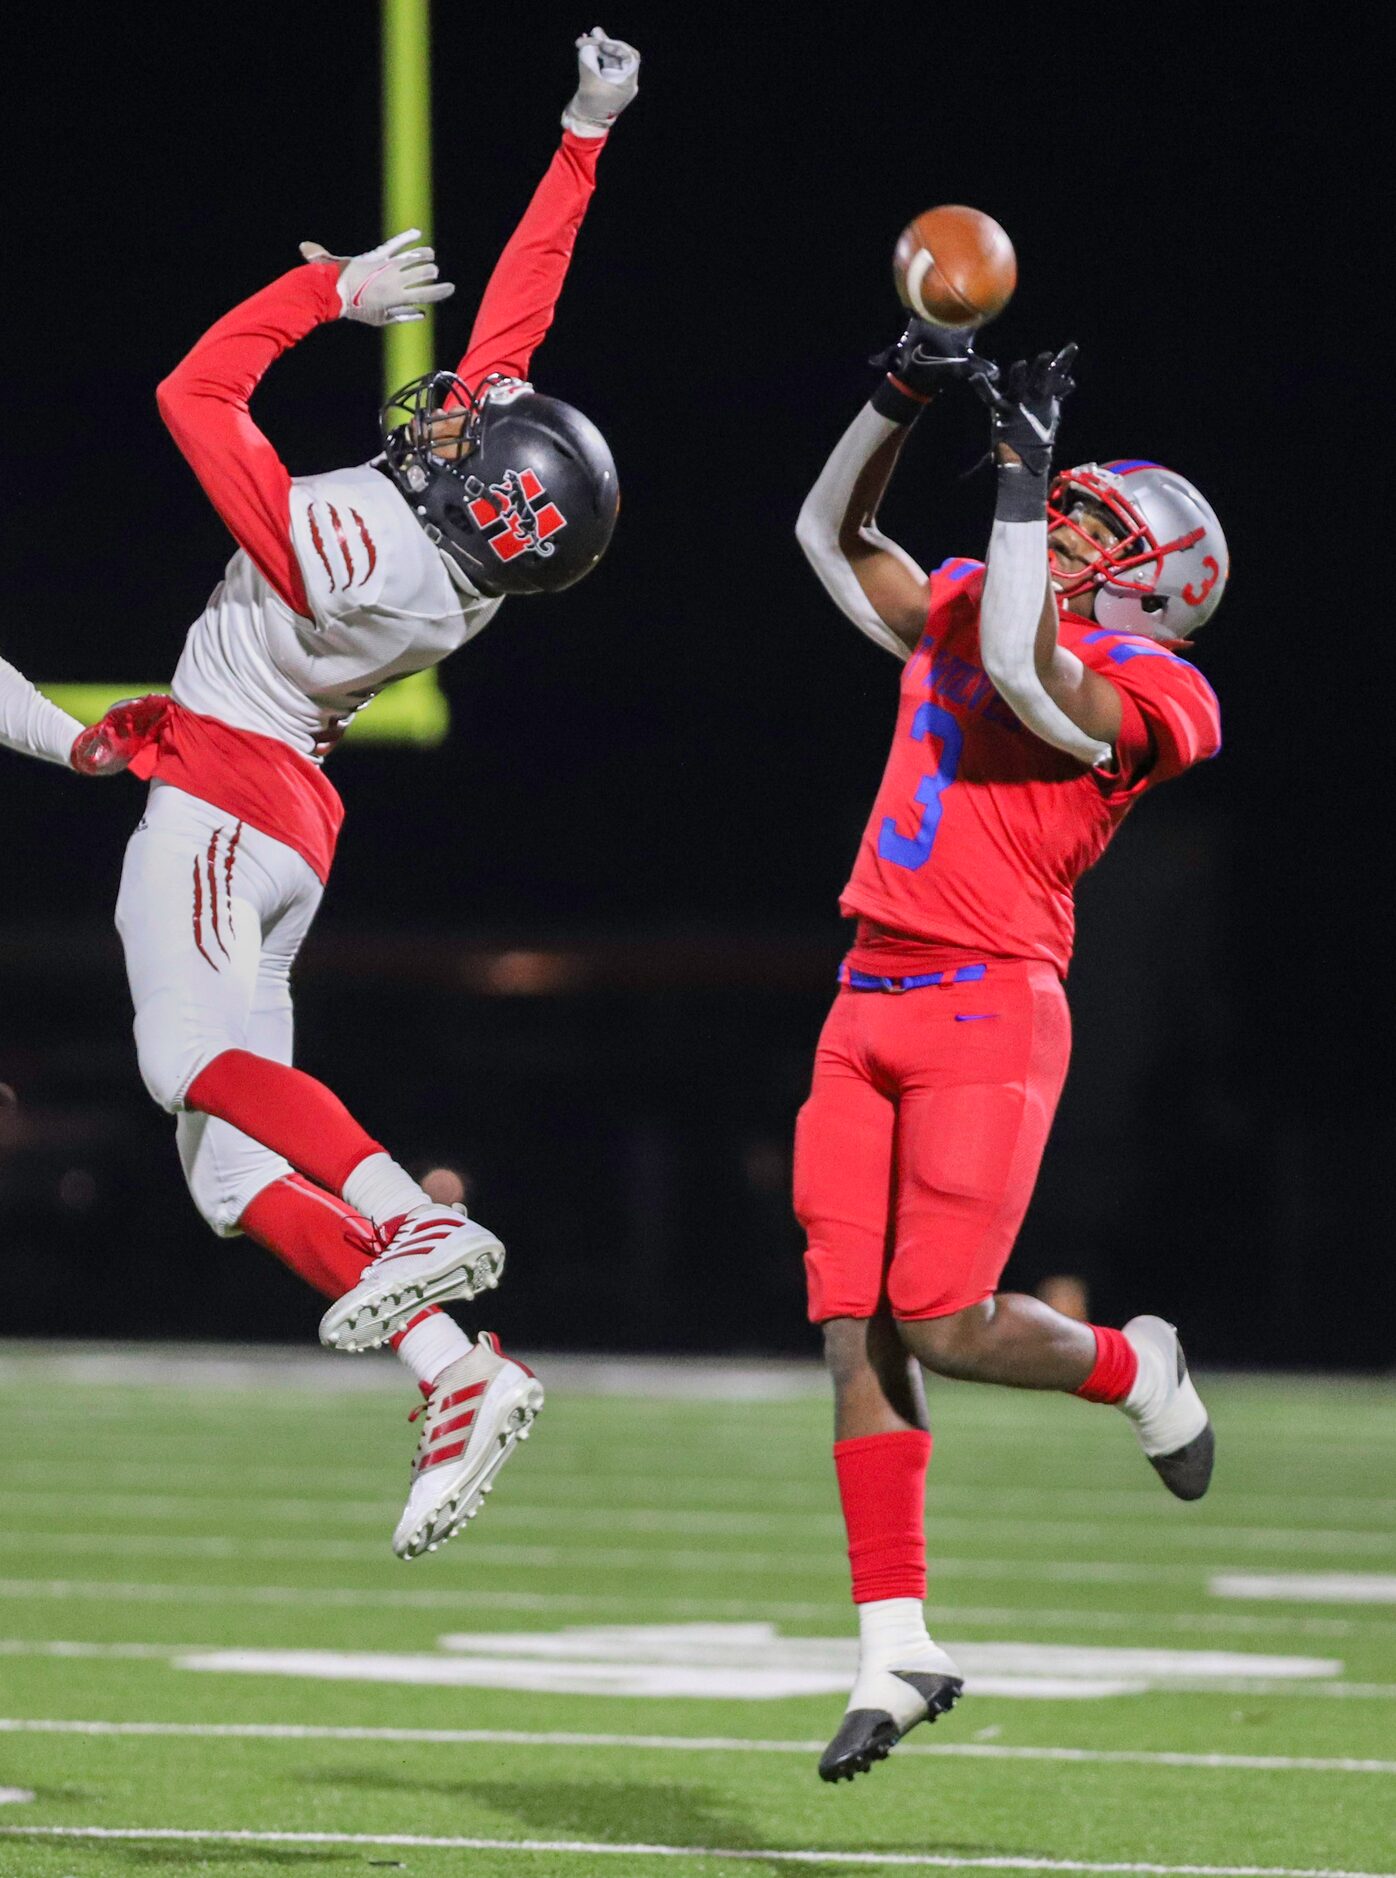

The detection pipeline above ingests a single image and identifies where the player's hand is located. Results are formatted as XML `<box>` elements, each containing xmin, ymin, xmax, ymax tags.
<box><xmin>70</xmin><ymin>694</ymin><xmax>170</xmax><ymax>777</ymax></box>
<box><xmin>871</xmin><ymin>317</ymin><xmax>1000</xmax><ymax>398</ymax></box>
<box><xmin>562</xmin><ymin>27</ymin><xmax>640</xmax><ymax>136</ymax></box>
<box><xmin>298</xmin><ymin>230</ymin><xmax>455</xmax><ymax>327</ymax></box>
<box><xmin>979</xmin><ymin>345</ymin><xmax>1078</xmax><ymax>477</ymax></box>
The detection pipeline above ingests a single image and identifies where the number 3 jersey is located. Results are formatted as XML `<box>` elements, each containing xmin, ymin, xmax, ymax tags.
<box><xmin>839</xmin><ymin>559</ymin><xmax>1223</xmax><ymax>977</ymax></box>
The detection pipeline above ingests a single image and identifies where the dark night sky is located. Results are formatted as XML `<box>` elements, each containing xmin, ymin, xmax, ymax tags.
<box><xmin>2</xmin><ymin>8</ymin><xmax>1375</xmax><ymax>918</ymax></box>
<box><xmin>3</xmin><ymin>9</ymin><xmax>1390</xmax><ymax>1355</ymax></box>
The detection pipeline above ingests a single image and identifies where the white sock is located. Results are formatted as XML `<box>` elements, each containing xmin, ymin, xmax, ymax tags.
<box><xmin>343</xmin><ymin>1152</ymin><xmax>432</xmax><ymax>1226</ymax></box>
<box><xmin>394</xmin><ymin>1311</ymin><xmax>473</xmax><ymax>1389</ymax></box>
<box><xmin>856</xmin><ymin>1597</ymin><xmax>934</xmax><ymax>1669</ymax></box>
<box><xmin>1122</xmin><ymin>1330</ymin><xmax>1166</xmax><ymax>1420</ymax></box>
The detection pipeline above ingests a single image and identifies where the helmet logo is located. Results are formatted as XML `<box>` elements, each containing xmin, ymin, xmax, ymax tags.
<box><xmin>465</xmin><ymin>467</ymin><xmax>567</xmax><ymax>563</ymax></box>
<box><xmin>1182</xmin><ymin>555</ymin><xmax>1221</xmax><ymax>607</ymax></box>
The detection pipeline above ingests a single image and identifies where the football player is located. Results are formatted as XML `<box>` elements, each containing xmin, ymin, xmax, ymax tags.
<box><xmin>73</xmin><ymin>28</ymin><xmax>641</xmax><ymax>1559</ymax></box>
<box><xmin>794</xmin><ymin>319</ymin><xmax>1227</xmax><ymax>1779</ymax></box>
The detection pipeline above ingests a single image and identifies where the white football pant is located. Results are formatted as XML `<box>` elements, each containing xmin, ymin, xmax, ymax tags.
<box><xmin>115</xmin><ymin>779</ymin><xmax>324</xmax><ymax>1236</ymax></box>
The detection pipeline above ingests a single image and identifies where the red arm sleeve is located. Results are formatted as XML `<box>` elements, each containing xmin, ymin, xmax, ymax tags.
<box><xmin>156</xmin><ymin>264</ymin><xmax>344</xmax><ymax>616</ymax></box>
<box><xmin>1092</xmin><ymin>644</ymin><xmax>1222</xmax><ymax>798</ymax></box>
<box><xmin>452</xmin><ymin>131</ymin><xmax>604</xmax><ymax>396</ymax></box>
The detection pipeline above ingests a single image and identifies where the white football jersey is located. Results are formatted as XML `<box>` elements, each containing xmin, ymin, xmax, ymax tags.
<box><xmin>171</xmin><ymin>466</ymin><xmax>502</xmax><ymax>756</ymax></box>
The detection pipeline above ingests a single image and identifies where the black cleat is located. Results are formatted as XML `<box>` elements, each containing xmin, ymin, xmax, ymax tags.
<box><xmin>818</xmin><ymin>1670</ymin><xmax>964</xmax><ymax>1782</ymax></box>
<box><xmin>1148</xmin><ymin>1420</ymin><xmax>1215</xmax><ymax>1501</ymax></box>
<box><xmin>1122</xmin><ymin>1316</ymin><xmax>1215</xmax><ymax>1501</ymax></box>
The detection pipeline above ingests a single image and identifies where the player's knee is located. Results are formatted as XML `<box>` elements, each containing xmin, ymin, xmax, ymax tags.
<box><xmin>132</xmin><ymin>1026</ymin><xmax>221</xmax><ymax>1116</ymax></box>
<box><xmin>823</xmin><ymin>1316</ymin><xmax>895</xmax><ymax>1395</ymax></box>
<box><xmin>900</xmin><ymin>1300</ymin><xmax>995</xmax><ymax>1380</ymax></box>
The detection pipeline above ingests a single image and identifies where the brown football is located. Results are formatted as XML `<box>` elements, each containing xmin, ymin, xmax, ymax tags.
<box><xmin>892</xmin><ymin>205</ymin><xmax>1017</xmax><ymax>329</ymax></box>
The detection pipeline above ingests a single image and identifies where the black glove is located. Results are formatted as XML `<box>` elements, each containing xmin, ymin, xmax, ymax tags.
<box><xmin>870</xmin><ymin>316</ymin><xmax>999</xmax><ymax>424</ymax></box>
<box><xmin>977</xmin><ymin>344</ymin><xmax>1078</xmax><ymax>478</ymax></box>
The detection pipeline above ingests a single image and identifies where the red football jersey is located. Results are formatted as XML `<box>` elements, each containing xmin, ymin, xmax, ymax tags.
<box><xmin>840</xmin><ymin>559</ymin><xmax>1223</xmax><ymax>976</ymax></box>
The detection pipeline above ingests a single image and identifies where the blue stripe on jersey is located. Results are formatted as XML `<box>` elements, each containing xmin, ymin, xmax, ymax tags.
<box><xmin>933</xmin><ymin>557</ymin><xmax>985</xmax><ymax>582</ymax></box>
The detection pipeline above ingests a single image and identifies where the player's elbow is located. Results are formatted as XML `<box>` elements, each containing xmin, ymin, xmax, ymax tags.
<box><xmin>155</xmin><ymin>371</ymin><xmax>190</xmax><ymax>435</ymax></box>
<box><xmin>979</xmin><ymin>643</ymin><xmax>1029</xmax><ymax>702</ymax></box>
<box><xmin>794</xmin><ymin>495</ymin><xmax>831</xmax><ymax>569</ymax></box>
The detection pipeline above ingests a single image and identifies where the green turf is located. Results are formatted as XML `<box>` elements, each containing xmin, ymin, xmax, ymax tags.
<box><xmin>1</xmin><ymin>1358</ymin><xmax>1394</xmax><ymax>1877</ymax></box>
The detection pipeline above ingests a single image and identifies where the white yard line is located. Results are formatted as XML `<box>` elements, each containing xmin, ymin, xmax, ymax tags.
<box><xmin>2</xmin><ymin>1474</ymin><xmax>1387</xmax><ymax>1557</ymax></box>
<box><xmin>0</xmin><ymin>1533</ymin><xmax>1217</xmax><ymax>1586</ymax></box>
<box><xmin>0</xmin><ymin>1344</ymin><xmax>825</xmax><ymax>1398</ymax></box>
<box><xmin>3</xmin><ymin>1451</ymin><xmax>1391</xmax><ymax>1525</ymax></box>
<box><xmin>1</xmin><ymin>1717</ymin><xmax>1393</xmax><ymax>1775</ymax></box>
<box><xmin>0</xmin><ymin>1826</ymin><xmax>1390</xmax><ymax>1876</ymax></box>
<box><xmin>2</xmin><ymin>1576</ymin><xmax>1394</xmax><ymax>1660</ymax></box>
<box><xmin>1212</xmin><ymin>1575</ymin><xmax>1396</xmax><ymax>1606</ymax></box>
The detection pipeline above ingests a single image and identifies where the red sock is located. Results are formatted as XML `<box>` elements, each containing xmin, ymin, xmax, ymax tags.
<box><xmin>1074</xmin><ymin>1324</ymin><xmax>1139</xmax><ymax>1403</ymax></box>
<box><xmin>239</xmin><ymin>1175</ymin><xmax>376</xmax><ymax>1300</ymax></box>
<box><xmin>187</xmin><ymin>1049</ymin><xmax>383</xmax><ymax>1196</ymax></box>
<box><xmin>239</xmin><ymin>1175</ymin><xmax>438</xmax><ymax>1351</ymax></box>
<box><xmin>833</xmin><ymin>1429</ymin><xmax>932</xmax><ymax>1604</ymax></box>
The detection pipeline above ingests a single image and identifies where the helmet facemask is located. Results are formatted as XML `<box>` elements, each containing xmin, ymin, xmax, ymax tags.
<box><xmin>1047</xmin><ymin>462</ymin><xmax>1227</xmax><ymax>638</ymax></box>
<box><xmin>378</xmin><ymin>371</ymin><xmax>618</xmax><ymax>599</ymax></box>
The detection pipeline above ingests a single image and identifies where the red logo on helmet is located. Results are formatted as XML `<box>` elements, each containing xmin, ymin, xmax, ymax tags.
<box><xmin>465</xmin><ymin>467</ymin><xmax>567</xmax><ymax>563</ymax></box>
<box><xmin>1182</xmin><ymin>555</ymin><xmax>1220</xmax><ymax>607</ymax></box>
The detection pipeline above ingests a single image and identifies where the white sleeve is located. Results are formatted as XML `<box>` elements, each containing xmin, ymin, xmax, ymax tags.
<box><xmin>0</xmin><ymin>656</ymin><xmax>81</xmax><ymax>767</ymax></box>
<box><xmin>795</xmin><ymin>404</ymin><xmax>926</xmax><ymax>663</ymax></box>
<box><xmin>978</xmin><ymin>517</ymin><xmax>1112</xmax><ymax>766</ymax></box>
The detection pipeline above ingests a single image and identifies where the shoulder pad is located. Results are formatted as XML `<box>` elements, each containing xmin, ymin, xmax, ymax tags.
<box><xmin>289</xmin><ymin>467</ymin><xmax>431</xmax><ymax>621</ymax></box>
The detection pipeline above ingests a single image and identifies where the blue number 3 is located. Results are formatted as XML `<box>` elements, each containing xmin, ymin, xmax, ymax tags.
<box><xmin>877</xmin><ymin>702</ymin><xmax>963</xmax><ymax>871</ymax></box>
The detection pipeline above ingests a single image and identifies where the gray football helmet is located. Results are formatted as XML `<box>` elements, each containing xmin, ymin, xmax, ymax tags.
<box><xmin>1048</xmin><ymin>460</ymin><xmax>1229</xmax><ymax>638</ymax></box>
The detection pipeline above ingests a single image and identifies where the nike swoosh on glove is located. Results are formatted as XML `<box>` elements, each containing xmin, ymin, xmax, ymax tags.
<box><xmin>299</xmin><ymin>229</ymin><xmax>455</xmax><ymax>328</ymax></box>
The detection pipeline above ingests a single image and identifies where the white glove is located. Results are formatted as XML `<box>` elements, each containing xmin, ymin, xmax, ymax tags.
<box><xmin>298</xmin><ymin>228</ymin><xmax>455</xmax><ymax>327</ymax></box>
<box><xmin>562</xmin><ymin>26</ymin><xmax>640</xmax><ymax>137</ymax></box>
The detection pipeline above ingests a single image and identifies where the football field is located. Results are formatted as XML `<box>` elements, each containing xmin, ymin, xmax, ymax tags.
<box><xmin>1</xmin><ymin>1346</ymin><xmax>1393</xmax><ymax>1877</ymax></box>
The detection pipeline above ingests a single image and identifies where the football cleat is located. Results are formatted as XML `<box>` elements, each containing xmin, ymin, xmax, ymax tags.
<box><xmin>1121</xmin><ymin>1315</ymin><xmax>1215</xmax><ymax>1501</ymax></box>
<box><xmin>393</xmin><ymin>1333</ymin><xmax>544</xmax><ymax>1559</ymax></box>
<box><xmin>818</xmin><ymin>1643</ymin><xmax>964</xmax><ymax>1783</ymax></box>
<box><xmin>319</xmin><ymin>1204</ymin><xmax>505</xmax><ymax>1352</ymax></box>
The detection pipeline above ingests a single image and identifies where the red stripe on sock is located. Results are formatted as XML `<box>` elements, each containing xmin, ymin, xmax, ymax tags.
<box><xmin>833</xmin><ymin>1429</ymin><xmax>932</xmax><ymax>1605</ymax></box>
<box><xmin>187</xmin><ymin>1049</ymin><xmax>384</xmax><ymax>1196</ymax></box>
<box><xmin>239</xmin><ymin>1176</ymin><xmax>441</xmax><ymax>1335</ymax></box>
<box><xmin>1075</xmin><ymin>1324</ymin><xmax>1140</xmax><ymax>1404</ymax></box>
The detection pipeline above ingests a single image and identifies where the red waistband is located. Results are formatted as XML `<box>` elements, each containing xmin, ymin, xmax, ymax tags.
<box><xmin>129</xmin><ymin>700</ymin><xmax>344</xmax><ymax>884</ymax></box>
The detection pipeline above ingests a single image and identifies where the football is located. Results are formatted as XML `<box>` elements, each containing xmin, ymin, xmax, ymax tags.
<box><xmin>892</xmin><ymin>204</ymin><xmax>1017</xmax><ymax>329</ymax></box>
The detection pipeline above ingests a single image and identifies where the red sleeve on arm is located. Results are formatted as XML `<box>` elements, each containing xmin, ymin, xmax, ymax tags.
<box><xmin>1094</xmin><ymin>649</ymin><xmax>1222</xmax><ymax>799</ymax></box>
<box><xmin>156</xmin><ymin>264</ymin><xmax>344</xmax><ymax>616</ymax></box>
<box><xmin>452</xmin><ymin>131</ymin><xmax>604</xmax><ymax>396</ymax></box>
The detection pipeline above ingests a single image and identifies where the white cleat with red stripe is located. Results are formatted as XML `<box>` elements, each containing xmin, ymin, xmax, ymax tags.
<box><xmin>318</xmin><ymin>1204</ymin><xmax>506</xmax><ymax>1352</ymax></box>
<box><xmin>393</xmin><ymin>1333</ymin><xmax>544</xmax><ymax>1560</ymax></box>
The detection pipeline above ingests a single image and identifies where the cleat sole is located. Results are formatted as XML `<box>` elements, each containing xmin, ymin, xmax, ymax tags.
<box><xmin>394</xmin><ymin>1380</ymin><xmax>544</xmax><ymax>1561</ymax></box>
<box><xmin>818</xmin><ymin>1675</ymin><xmax>963</xmax><ymax>1783</ymax></box>
<box><xmin>320</xmin><ymin>1242</ymin><xmax>505</xmax><ymax>1353</ymax></box>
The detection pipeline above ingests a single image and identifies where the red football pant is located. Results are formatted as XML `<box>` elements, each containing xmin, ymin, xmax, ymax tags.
<box><xmin>795</xmin><ymin>961</ymin><xmax>1071</xmax><ymax>1322</ymax></box>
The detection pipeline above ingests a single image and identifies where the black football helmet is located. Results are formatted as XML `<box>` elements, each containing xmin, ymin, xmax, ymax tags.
<box><xmin>378</xmin><ymin>371</ymin><xmax>619</xmax><ymax>597</ymax></box>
